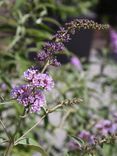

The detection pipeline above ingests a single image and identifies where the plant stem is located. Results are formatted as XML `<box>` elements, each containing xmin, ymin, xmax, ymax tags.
<box><xmin>4</xmin><ymin>142</ymin><xmax>13</xmax><ymax>156</ymax></box>
<box><xmin>41</xmin><ymin>60</ymin><xmax>50</xmax><ymax>73</ymax></box>
<box><xmin>4</xmin><ymin>110</ymin><xmax>26</xmax><ymax>156</ymax></box>
<box><xmin>14</xmin><ymin>97</ymin><xmax>82</xmax><ymax>145</ymax></box>
<box><xmin>59</xmin><ymin>108</ymin><xmax>75</xmax><ymax>128</ymax></box>
<box><xmin>14</xmin><ymin>114</ymin><xmax>46</xmax><ymax>145</ymax></box>
<box><xmin>14</xmin><ymin>103</ymin><xmax>63</xmax><ymax>145</ymax></box>
<box><xmin>0</xmin><ymin>118</ymin><xmax>11</xmax><ymax>140</ymax></box>
<box><xmin>13</xmin><ymin>109</ymin><xmax>26</xmax><ymax>139</ymax></box>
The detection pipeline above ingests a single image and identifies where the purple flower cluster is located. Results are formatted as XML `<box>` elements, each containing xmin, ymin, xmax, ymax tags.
<box><xmin>50</xmin><ymin>58</ymin><xmax>61</xmax><ymax>67</ymax></box>
<box><xmin>11</xmin><ymin>20</ymin><xmax>109</xmax><ymax>112</ymax></box>
<box><xmin>24</xmin><ymin>68</ymin><xmax>54</xmax><ymax>91</ymax></box>
<box><xmin>37</xmin><ymin>19</ymin><xmax>109</xmax><ymax>67</ymax></box>
<box><xmin>11</xmin><ymin>68</ymin><xmax>54</xmax><ymax>113</ymax></box>
<box><xmin>37</xmin><ymin>41</ymin><xmax>64</xmax><ymax>65</ymax></box>
<box><xmin>78</xmin><ymin>130</ymin><xmax>95</xmax><ymax>145</ymax></box>
<box><xmin>68</xmin><ymin>115</ymin><xmax>117</xmax><ymax>151</ymax></box>
<box><xmin>11</xmin><ymin>84</ymin><xmax>45</xmax><ymax>112</ymax></box>
<box><xmin>67</xmin><ymin>140</ymin><xmax>80</xmax><ymax>151</ymax></box>
<box><xmin>95</xmin><ymin>119</ymin><xmax>117</xmax><ymax>136</ymax></box>
<box><xmin>68</xmin><ymin>130</ymin><xmax>95</xmax><ymax>151</ymax></box>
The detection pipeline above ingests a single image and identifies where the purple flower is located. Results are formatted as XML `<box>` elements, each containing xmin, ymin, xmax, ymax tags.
<box><xmin>11</xmin><ymin>84</ymin><xmax>33</xmax><ymax>106</ymax></box>
<box><xmin>95</xmin><ymin>120</ymin><xmax>112</xmax><ymax>129</ymax></box>
<box><xmin>24</xmin><ymin>69</ymin><xmax>54</xmax><ymax>91</ymax></box>
<box><xmin>50</xmin><ymin>58</ymin><xmax>61</xmax><ymax>67</ymax></box>
<box><xmin>29</xmin><ymin>90</ymin><xmax>46</xmax><ymax>113</ymax></box>
<box><xmin>54</xmin><ymin>27</ymin><xmax>71</xmax><ymax>42</ymax></box>
<box><xmin>0</xmin><ymin>83</ymin><xmax>7</xmax><ymax>91</ymax></box>
<box><xmin>67</xmin><ymin>130</ymin><xmax>96</xmax><ymax>151</ymax></box>
<box><xmin>37</xmin><ymin>42</ymin><xmax>64</xmax><ymax>62</ymax></box>
<box><xmin>11</xmin><ymin>84</ymin><xmax>30</xmax><ymax>99</ymax></box>
<box><xmin>112</xmin><ymin>112</ymin><xmax>117</xmax><ymax>122</ymax></box>
<box><xmin>78</xmin><ymin>130</ymin><xmax>95</xmax><ymax>145</ymax></box>
<box><xmin>110</xmin><ymin>28</ymin><xmax>117</xmax><ymax>53</ymax></box>
<box><xmin>32</xmin><ymin>73</ymin><xmax>54</xmax><ymax>91</ymax></box>
<box><xmin>79</xmin><ymin>130</ymin><xmax>90</xmax><ymax>140</ymax></box>
<box><xmin>95</xmin><ymin>119</ymin><xmax>112</xmax><ymax>136</ymax></box>
<box><xmin>11</xmin><ymin>68</ymin><xmax>54</xmax><ymax>113</ymax></box>
<box><xmin>39</xmin><ymin>74</ymin><xmax>54</xmax><ymax>91</ymax></box>
<box><xmin>43</xmin><ymin>42</ymin><xmax>64</xmax><ymax>52</ymax></box>
<box><xmin>103</xmin><ymin>120</ymin><xmax>112</xmax><ymax>128</ymax></box>
<box><xmin>67</xmin><ymin>140</ymin><xmax>80</xmax><ymax>151</ymax></box>
<box><xmin>109</xmin><ymin>123</ymin><xmax>117</xmax><ymax>134</ymax></box>
<box><xmin>70</xmin><ymin>56</ymin><xmax>82</xmax><ymax>71</ymax></box>
<box><xmin>37</xmin><ymin>27</ymin><xmax>68</xmax><ymax>64</ymax></box>
<box><xmin>24</xmin><ymin>68</ymin><xmax>38</xmax><ymax>81</ymax></box>
<box><xmin>88</xmin><ymin>135</ymin><xmax>96</xmax><ymax>145</ymax></box>
<box><xmin>11</xmin><ymin>84</ymin><xmax>46</xmax><ymax>112</ymax></box>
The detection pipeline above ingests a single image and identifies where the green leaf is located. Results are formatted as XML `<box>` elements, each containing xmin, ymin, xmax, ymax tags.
<box><xmin>71</xmin><ymin>136</ymin><xmax>84</xmax><ymax>148</ymax></box>
<box><xmin>14</xmin><ymin>0</ymin><xmax>27</xmax><ymax>9</ymax></box>
<box><xmin>40</xmin><ymin>10</ymin><xmax>47</xmax><ymax>17</ymax></box>
<box><xmin>15</xmin><ymin>54</ymin><xmax>31</xmax><ymax>75</ymax></box>
<box><xmin>0</xmin><ymin>137</ymin><xmax>5</xmax><ymax>144</ymax></box>
<box><xmin>15</xmin><ymin>138</ymin><xmax>48</xmax><ymax>156</ymax></box>
<box><xmin>38</xmin><ymin>3</ymin><xmax>56</xmax><ymax>9</ymax></box>
<box><xmin>26</xmin><ymin>29</ymin><xmax>52</xmax><ymax>40</ymax></box>
<box><xmin>43</xmin><ymin>17</ymin><xmax>61</xmax><ymax>27</ymax></box>
<box><xmin>36</xmin><ymin>23</ymin><xmax>53</xmax><ymax>32</ymax></box>
<box><xmin>12</xmin><ymin>101</ymin><xmax>24</xmax><ymax>115</ymax></box>
<box><xmin>1</xmin><ymin>75</ymin><xmax>12</xmax><ymax>88</ymax></box>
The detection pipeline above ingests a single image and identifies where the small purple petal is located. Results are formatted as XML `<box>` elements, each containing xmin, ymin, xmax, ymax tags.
<box><xmin>70</xmin><ymin>56</ymin><xmax>82</xmax><ymax>71</ymax></box>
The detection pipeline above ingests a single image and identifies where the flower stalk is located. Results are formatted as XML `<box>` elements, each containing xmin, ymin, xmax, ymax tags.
<box><xmin>4</xmin><ymin>141</ymin><xmax>14</xmax><ymax>156</ymax></box>
<box><xmin>0</xmin><ymin>118</ymin><xmax>11</xmax><ymax>140</ymax></box>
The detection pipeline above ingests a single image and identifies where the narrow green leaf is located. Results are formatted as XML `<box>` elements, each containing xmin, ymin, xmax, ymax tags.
<box><xmin>71</xmin><ymin>136</ymin><xmax>84</xmax><ymax>148</ymax></box>
<box><xmin>26</xmin><ymin>29</ymin><xmax>52</xmax><ymax>39</ymax></box>
<box><xmin>43</xmin><ymin>17</ymin><xmax>61</xmax><ymax>27</ymax></box>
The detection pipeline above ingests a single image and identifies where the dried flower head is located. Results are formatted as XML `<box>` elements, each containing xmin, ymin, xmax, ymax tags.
<box><xmin>58</xmin><ymin>98</ymin><xmax>83</xmax><ymax>106</ymax></box>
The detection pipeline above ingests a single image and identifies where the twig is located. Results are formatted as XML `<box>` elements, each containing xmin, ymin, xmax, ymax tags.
<box><xmin>14</xmin><ymin>103</ymin><xmax>64</xmax><ymax>145</ymax></box>
<box><xmin>0</xmin><ymin>119</ymin><xmax>11</xmax><ymax>140</ymax></box>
